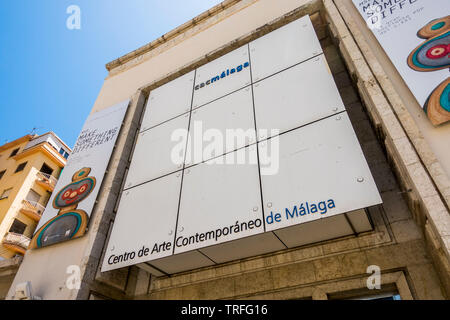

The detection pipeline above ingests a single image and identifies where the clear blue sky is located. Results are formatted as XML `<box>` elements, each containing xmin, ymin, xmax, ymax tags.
<box><xmin>0</xmin><ymin>0</ymin><xmax>222</xmax><ymax>148</ymax></box>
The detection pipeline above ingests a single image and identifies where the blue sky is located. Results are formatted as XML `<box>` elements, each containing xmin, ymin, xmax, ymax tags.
<box><xmin>0</xmin><ymin>0</ymin><xmax>222</xmax><ymax>148</ymax></box>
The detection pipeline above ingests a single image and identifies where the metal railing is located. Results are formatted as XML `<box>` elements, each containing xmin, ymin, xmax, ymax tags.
<box><xmin>36</xmin><ymin>171</ymin><xmax>58</xmax><ymax>188</ymax></box>
<box><xmin>3</xmin><ymin>232</ymin><xmax>31</xmax><ymax>250</ymax></box>
<box><xmin>22</xmin><ymin>199</ymin><xmax>45</xmax><ymax>216</ymax></box>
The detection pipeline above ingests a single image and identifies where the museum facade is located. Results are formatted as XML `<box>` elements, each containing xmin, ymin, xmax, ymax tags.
<box><xmin>5</xmin><ymin>0</ymin><xmax>450</xmax><ymax>300</ymax></box>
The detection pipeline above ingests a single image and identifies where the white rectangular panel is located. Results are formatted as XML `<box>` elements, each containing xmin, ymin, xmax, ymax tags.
<box><xmin>253</xmin><ymin>54</ymin><xmax>345</xmax><ymax>140</ymax></box>
<box><xmin>259</xmin><ymin>112</ymin><xmax>382</xmax><ymax>232</ymax></box>
<box><xmin>141</xmin><ymin>71</ymin><xmax>195</xmax><ymax>131</ymax></box>
<box><xmin>186</xmin><ymin>87</ymin><xmax>256</xmax><ymax>166</ymax></box>
<box><xmin>175</xmin><ymin>145</ymin><xmax>264</xmax><ymax>254</ymax></box>
<box><xmin>249</xmin><ymin>15</ymin><xmax>323</xmax><ymax>82</ymax></box>
<box><xmin>274</xmin><ymin>214</ymin><xmax>354</xmax><ymax>248</ymax></box>
<box><xmin>125</xmin><ymin>114</ymin><xmax>189</xmax><ymax>189</ymax></box>
<box><xmin>199</xmin><ymin>232</ymin><xmax>285</xmax><ymax>264</ymax></box>
<box><xmin>101</xmin><ymin>172</ymin><xmax>182</xmax><ymax>272</ymax></box>
<box><xmin>193</xmin><ymin>45</ymin><xmax>251</xmax><ymax>109</ymax></box>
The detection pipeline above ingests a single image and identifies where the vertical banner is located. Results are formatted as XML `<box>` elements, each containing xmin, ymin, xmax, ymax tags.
<box><xmin>352</xmin><ymin>0</ymin><xmax>449</xmax><ymax>126</ymax></box>
<box><xmin>30</xmin><ymin>99</ymin><xmax>130</xmax><ymax>249</ymax></box>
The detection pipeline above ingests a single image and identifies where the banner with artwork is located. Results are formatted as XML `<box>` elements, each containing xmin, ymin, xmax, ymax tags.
<box><xmin>352</xmin><ymin>0</ymin><xmax>449</xmax><ymax>126</ymax></box>
<box><xmin>30</xmin><ymin>99</ymin><xmax>129</xmax><ymax>249</ymax></box>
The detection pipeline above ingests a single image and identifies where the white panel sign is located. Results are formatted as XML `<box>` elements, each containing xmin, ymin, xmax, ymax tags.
<box><xmin>31</xmin><ymin>99</ymin><xmax>129</xmax><ymax>249</ymax></box>
<box><xmin>249</xmin><ymin>15</ymin><xmax>323</xmax><ymax>82</ymax></box>
<box><xmin>102</xmin><ymin>172</ymin><xmax>182</xmax><ymax>272</ymax></box>
<box><xmin>102</xmin><ymin>15</ymin><xmax>382</xmax><ymax>274</ymax></box>
<box><xmin>259</xmin><ymin>112</ymin><xmax>381</xmax><ymax>232</ymax></box>
<box><xmin>253</xmin><ymin>54</ymin><xmax>345</xmax><ymax>140</ymax></box>
<box><xmin>175</xmin><ymin>145</ymin><xmax>263</xmax><ymax>254</ymax></box>
<box><xmin>124</xmin><ymin>114</ymin><xmax>189</xmax><ymax>189</ymax></box>
<box><xmin>192</xmin><ymin>45</ymin><xmax>251</xmax><ymax>109</ymax></box>
<box><xmin>141</xmin><ymin>71</ymin><xmax>195</xmax><ymax>131</ymax></box>
<box><xmin>187</xmin><ymin>87</ymin><xmax>255</xmax><ymax>166</ymax></box>
<box><xmin>352</xmin><ymin>0</ymin><xmax>449</xmax><ymax>126</ymax></box>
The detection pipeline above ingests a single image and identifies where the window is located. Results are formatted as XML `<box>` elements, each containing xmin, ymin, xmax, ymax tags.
<box><xmin>59</xmin><ymin>148</ymin><xmax>69</xmax><ymax>159</ymax></box>
<box><xmin>40</xmin><ymin>163</ymin><xmax>53</xmax><ymax>175</ymax></box>
<box><xmin>0</xmin><ymin>170</ymin><xmax>5</xmax><ymax>180</ymax></box>
<box><xmin>364</xmin><ymin>294</ymin><xmax>401</xmax><ymax>301</ymax></box>
<box><xmin>9</xmin><ymin>219</ymin><xmax>27</xmax><ymax>235</ymax></box>
<box><xmin>26</xmin><ymin>189</ymin><xmax>41</xmax><ymax>203</ymax></box>
<box><xmin>328</xmin><ymin>285</ymin><xmax>401</xmax><ymax>300</ymax></box>
<box><xmin>0</xmin><ymin>188</ymin><xmax>12</xmax><ymax>200</ymax></box>
<box><xmin>9</xmin><ymin>148</ymin><xmax>19</xmax><ymax>157</ymax></box>
<box><xmin>15</xmin><ymin>162</ymin><xmax>27</xmax><ymax>173</ymax></box>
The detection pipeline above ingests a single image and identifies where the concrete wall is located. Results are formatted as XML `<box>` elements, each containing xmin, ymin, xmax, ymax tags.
<box><xmin>0</xmin><ymin>257</ymin><xmax>21</xmax><ymax>300</ymax></box>
<box><xmin>324</xmin><ymin>0</ymin><xmax>450</xmax><ymax>296</ymax></box>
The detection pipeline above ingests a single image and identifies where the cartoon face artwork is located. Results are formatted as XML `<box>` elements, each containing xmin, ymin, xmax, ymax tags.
<box><xmin>29</xmin><ymin>168</ymin><xmax>96</xmax><ymax>249</ymax></box>
<box><xmin>407</xmin><ymin>16</ymin><xmax>450</xmax><ymax>126</ymax></box>
<box><xmin>53</xmin><ymin>172</ymin><xmax>96</xmax><ymax>208</ymax></box>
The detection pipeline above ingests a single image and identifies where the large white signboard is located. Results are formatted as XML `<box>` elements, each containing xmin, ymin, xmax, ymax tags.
<box><xmin>30</xmin><ymin>100</ymin><xmax>129</xmax><ymax>249</ymax></box>
<box><xmin>102</xmin><ymin>15</ymin><xmax>382</xmax><ymax>274</ymax></box>
<box><xmin>352</xmin><ymin>0</ymin><xmax>449</xmax><ymax>126</ymax></box>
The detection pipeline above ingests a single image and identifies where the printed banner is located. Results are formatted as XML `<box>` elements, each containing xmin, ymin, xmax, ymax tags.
<box><xmin>30</xmin><ymin>99</ymin><xmax>129</xmax><ymax>249</ymax></box>
<box><xmin>352</xmin><ymin>0</ymin><xmax>449</xmax><ymax>126</ymax></box>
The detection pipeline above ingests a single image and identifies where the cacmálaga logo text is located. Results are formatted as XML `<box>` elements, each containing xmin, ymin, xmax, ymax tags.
<box><xmin>195</xmin><ymin>62</ymin><xmax>250</xmax><ymax>90</ymax></box>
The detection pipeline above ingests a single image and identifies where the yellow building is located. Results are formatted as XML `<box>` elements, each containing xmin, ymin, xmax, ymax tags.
<box><xmin>0</xmin><ymin>133</ymin><xmax>71</xmax><ymax>259</ymax></box>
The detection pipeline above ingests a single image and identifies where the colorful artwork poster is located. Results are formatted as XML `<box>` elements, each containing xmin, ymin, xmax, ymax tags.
<box><xmin>30</xmin><ymin>99</ymin><xmax>129</xmax><ymax>249</ymax></box>
<box><xmin>352</xmin><ymin>0</ymin><xmax>449</xmax><ymax>126</ymax></box>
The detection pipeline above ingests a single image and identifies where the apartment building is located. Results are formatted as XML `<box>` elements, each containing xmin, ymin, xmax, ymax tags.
<box><xmin>0</xmin><ymin>132</ymin><xmax>70</xmax><ymax>259</ymax></box>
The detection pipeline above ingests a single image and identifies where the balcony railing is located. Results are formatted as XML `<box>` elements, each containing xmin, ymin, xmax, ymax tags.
<box><xmin>2</xmin><ymin>232</ymin><xmax>30</xmax><ymax>255</ymax></box>
<box><xmin>20</xmin><ymin>199</ymin><xmax>45</xmax><ymax>221</ymax></box>
<box><xmin>36</xmin><ymin>171</ymin><xmax>58</xmax><ymax>192</ymax></box>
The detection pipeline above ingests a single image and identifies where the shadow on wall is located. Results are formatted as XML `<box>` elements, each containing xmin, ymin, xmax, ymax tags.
<box><xmin>0</xmin><ymin>257</ymin><xmax>22</xmax><ymax>300</ymax></box>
